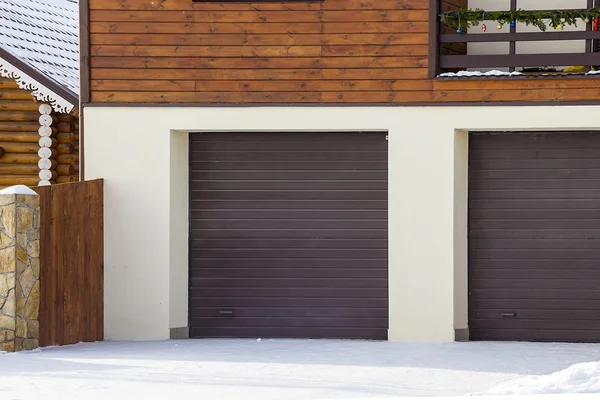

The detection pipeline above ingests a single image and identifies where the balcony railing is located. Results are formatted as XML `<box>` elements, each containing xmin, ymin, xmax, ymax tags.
<box><xmin>440</xmin><ymin>31</ymin><xmax>600</xmax><ymax>70</ymax></box>
<box><xmin>432</xmin><ymin>1</ymin><xmax>600</xmax><ymax>77</ymax></box>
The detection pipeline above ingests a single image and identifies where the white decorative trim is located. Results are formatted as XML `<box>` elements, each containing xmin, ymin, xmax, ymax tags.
<box><xmin>0</xmin><ymin>56</ymin><xmax>75</xmax><ymax>114</ymax></box>
<box><xmin>38</xmin><ymin>103</ymin><xmax>54</xmax><ymax>186</ymax></box>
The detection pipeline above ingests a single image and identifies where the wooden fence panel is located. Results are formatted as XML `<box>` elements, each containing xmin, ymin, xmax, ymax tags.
<box><xmin>33</xmin><ymin>179</ymin><xmax>103</xmax><ymax>347</ymax></box>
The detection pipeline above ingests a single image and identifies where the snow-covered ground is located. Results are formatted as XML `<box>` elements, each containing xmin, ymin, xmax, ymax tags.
<box><xmin>484</xmin><ymin>361</ymin><xmax>600</xmax><ymax>396</ymax></box>
<box><xmin>1</xmin><ymin>340</ymin><xmax>600</xmax><ymax>399</ymax></box>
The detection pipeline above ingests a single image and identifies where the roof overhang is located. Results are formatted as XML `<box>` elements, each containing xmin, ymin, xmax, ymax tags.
<box><xmin>0</xmin><ymin>47</ymin><xmax>78</xmax><ymax>114</ymax></box>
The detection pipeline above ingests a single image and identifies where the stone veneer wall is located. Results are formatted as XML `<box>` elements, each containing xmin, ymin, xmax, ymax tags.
<box><xmin>0</xmin><ymin>192</ymin><xmax>40</xmax><ymax>352</ymax></box>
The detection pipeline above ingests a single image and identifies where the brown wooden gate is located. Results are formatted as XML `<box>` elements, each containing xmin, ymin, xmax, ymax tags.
<box><xmin>33</xmin><ymin>180</ymin><xmax>104</xmax><ymax>347</ymax></box>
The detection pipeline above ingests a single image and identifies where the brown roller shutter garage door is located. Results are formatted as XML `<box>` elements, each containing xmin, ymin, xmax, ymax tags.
<box><xmin>469</xmin><ymin>131</ymin><xmax>600</xmax><ymax>342</ymax></box>
<box><xmin>189</xmin><ymin>132</ymin><xmax>388</xmax><ymax>339</ymax></box>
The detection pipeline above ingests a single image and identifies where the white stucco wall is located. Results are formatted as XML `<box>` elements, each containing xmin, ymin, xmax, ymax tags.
<box><xmin>84</xmin><ymin>105</ymin><xmax>600</xmax><ymax>341</ymax></box>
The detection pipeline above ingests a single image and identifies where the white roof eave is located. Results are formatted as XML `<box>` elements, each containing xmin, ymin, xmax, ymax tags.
<box><xmin>0</xmin><ymin>55</ymin><xmax>75</xmax><ymax>114</ymax></box>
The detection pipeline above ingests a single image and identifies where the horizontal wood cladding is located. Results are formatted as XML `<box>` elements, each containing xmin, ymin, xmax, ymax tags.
<box><xmin>87</xmin><ymin>0</ymin><xmax>600</xmax><ymax>104</ymax></box>
<box><xmin>88</xmin><ymin>0</ymin><xmax>429</xmax><ymax>10</ymax></box>
<box><xmin>90</xmin><ymin>34</ymin><xmax>429</xmax><ymax>46</ymax></box>
<box><xmin>90</xmin><ymin>10</ymin><xmax>430</xmax><ymax>22</ymax></box>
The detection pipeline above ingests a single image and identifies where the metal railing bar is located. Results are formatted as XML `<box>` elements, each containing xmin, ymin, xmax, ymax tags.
<box><xmin>586</xmin><ymin>0</ymin><xmax>594</xmax><ymax>72</ymax></box>
<box><xmin>509</xmin><ymin>0</ymin><xmax>517</xmax><ymax>72</ymax></box>
<box><xmin>440</xmin><ymin>52</ymin><xmax>600</xmax><ymax>68</ymax></box>
<box><xmin>440</xmin><ymin>31</ymin><xmax>600</xmax><ymax>43</ymax></box>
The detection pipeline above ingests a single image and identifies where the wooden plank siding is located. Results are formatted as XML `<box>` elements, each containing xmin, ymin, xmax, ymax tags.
<box><xmin>87</xmin><ymin>0</ymin><xmax>600</xmax><ymax>104</ymax></box>
<box><xmin>34</xmin><ymin>179</ymin><xmax>104</xmax><ymax>347</ymax></box>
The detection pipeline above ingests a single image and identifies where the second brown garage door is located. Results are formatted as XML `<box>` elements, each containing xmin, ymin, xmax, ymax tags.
<box><xmin>469</xmin><ymin>131</ymin><xmax>600</xmax><ymax>342</ymax></box>
<box><xmin>189</xmin><ymin>132</ymin><xmax>388</xmax><ymax>339</ymax></box>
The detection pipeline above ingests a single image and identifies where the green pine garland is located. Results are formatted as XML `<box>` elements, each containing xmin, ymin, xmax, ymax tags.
<box><xmin>440</xmin><ymin>8</ymin><xmax>600</xmax><ymax>31</ymax></box>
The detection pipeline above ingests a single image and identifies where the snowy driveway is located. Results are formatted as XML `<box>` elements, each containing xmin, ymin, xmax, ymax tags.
<box><xmin>2</xmin><ymin>340</ymin><xmax>600</xmax><ymax>399</ymax></box>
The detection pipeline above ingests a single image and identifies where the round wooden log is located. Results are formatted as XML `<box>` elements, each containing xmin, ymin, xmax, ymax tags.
<box><xmin>38</xmin><ymin>158</ymin><xmax>57</xmax><ymax>170</ymax></box>
<box><xmin>0</xmin><ymin>101</ymin><xmax>40</xmax><ymax>112</ymax></box>
<box><xmin>56</xmin><ymin>175</ymin><xmax>75</xmax><ymax>184</ymax></box>
<box><xmin>57</xmin><ymin>143</ymin><xmax>74</xmax><ymax>154</ymax></box>
<box><xmin>0</xmin><ymin>121</ymin><xmax>40</xmax><ymax>132</ymax></box>
<box><xmin>0</xmin><ymin>164</ymin><xmax>39</xmax><ymax>175</ymax></box>
<box><xmin>38</xmin><ymin>180</ymin><xmax>51</xmax><ymax>186</ymax></box>
<box><xmin>39</xmin><ymin>137</ymin><xmax>51</xmax><ymax>148</ymax></box>
<box><xmin>0</xmin><ymin>142</ymin><xmax>39</xmax><ymax>153</ymax></box>
<box><xmin>56</xmin><ymin>132</ymin><xmax>76</xmax><ymax>143</ymax></box>
<box><xmin>38</xmin><ymin>125</ymin><xmax>57</xmax><ymax>137</ymax></box>
<box><xmin>0</xmin><ymin>79</ymin><xmax>19</xmax><ymax>89</ymax></box>
<box><xmin>57</xmin><ymin>122</ymin><xmax>74</xmax><ymax>133</ymax></box>
<box><xmin>0</xmin><ymin>111</ymin><xmax>40</xmax><ymax>122</ymax></box>
<box><xmin>57</xmin><ymin>114</ymin><xmax>73</xmax><ymax>122</ymax></box>
<box><xmin>56</xmin><ymin>154</ymin><xmax>76</xmax><ymax>164</ymax></box>
<box><xmin>38</xmin><ymin>147</ymin><xmax>57</xmax><ymax>159</ymax></box>
<box><xmin>0</xmin><ymin>90</ymin><xmax>36</xmax><ymax>101</ymax></box>
<box><xmin>39</xmin><ymin>114</ymin><xmax>56</xmax><ymax>126</ymax></box>
<box><xmin>0</xmin><ymin>175</ymin><xmax>39</xmax><ymax>186</ymax></box>
<box><xmin>56</xmin><ymin>164</ymin><xmax>73</xmax><ymax>176</ymax></box>
<box><xmin>73</xmin><ymin>164</ymin><xmax>80</xmax><ymax>173</ymax></box>
<box><xmin>39</xmin><ymin>169</ymin><xmax>57</xmax><ymax>181</ymax></box>
<box><xmin>0</xmin><ymin>132</ymin><xmax>39</xmax><ymax>143</ymax></box>
<box><xmin>38</xmin><ymin>104</ymin><xmax>53</xmax><ymax>115</ymax></box>
<box><xmin>0</xmin><ymin>153</ymin><xmax>39</xmax><ymax>164</ymax></box>
<box><xmin>39</xmin><ymin>137</ymin><xmax>57</xmax><ymax>148</ymax></box>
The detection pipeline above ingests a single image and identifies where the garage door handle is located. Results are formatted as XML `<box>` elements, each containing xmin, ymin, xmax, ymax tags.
<box><xmin>219</xmin><ymin>310</ymin><xmax>234</xmax><ymax>316</ymax></box>
<box><xmin>501</xmin><ymin>313</ymin><xmax>516</xmax><ymax>318</ymax></box>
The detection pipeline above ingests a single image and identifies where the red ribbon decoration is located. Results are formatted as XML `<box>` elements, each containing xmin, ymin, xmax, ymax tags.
<box><xmin>594</xmin><ymin>17</ymin><xmax>599</xmax><ymax>31</ymax></box>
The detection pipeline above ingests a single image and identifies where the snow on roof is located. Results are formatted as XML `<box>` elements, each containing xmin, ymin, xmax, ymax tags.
<box><xmin>0</xmin><ymin>0</ymin><xmax>79</xmax><ymax>106</ymax></box>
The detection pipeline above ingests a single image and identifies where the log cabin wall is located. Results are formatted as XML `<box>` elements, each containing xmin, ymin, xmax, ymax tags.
<box><xmin>87</xmin><ymin>0</ymin><xmax>600</xmax><ymax>104</ymax></box>
<box><xmin>55</xmin><ymin>113</ymin><xmax>80</xmax><ymax>185</ymax></box>
<box><xmin>0</xmin><ymin>78</ymin><xmax>79</xmax><ymax>189</ymax></box>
